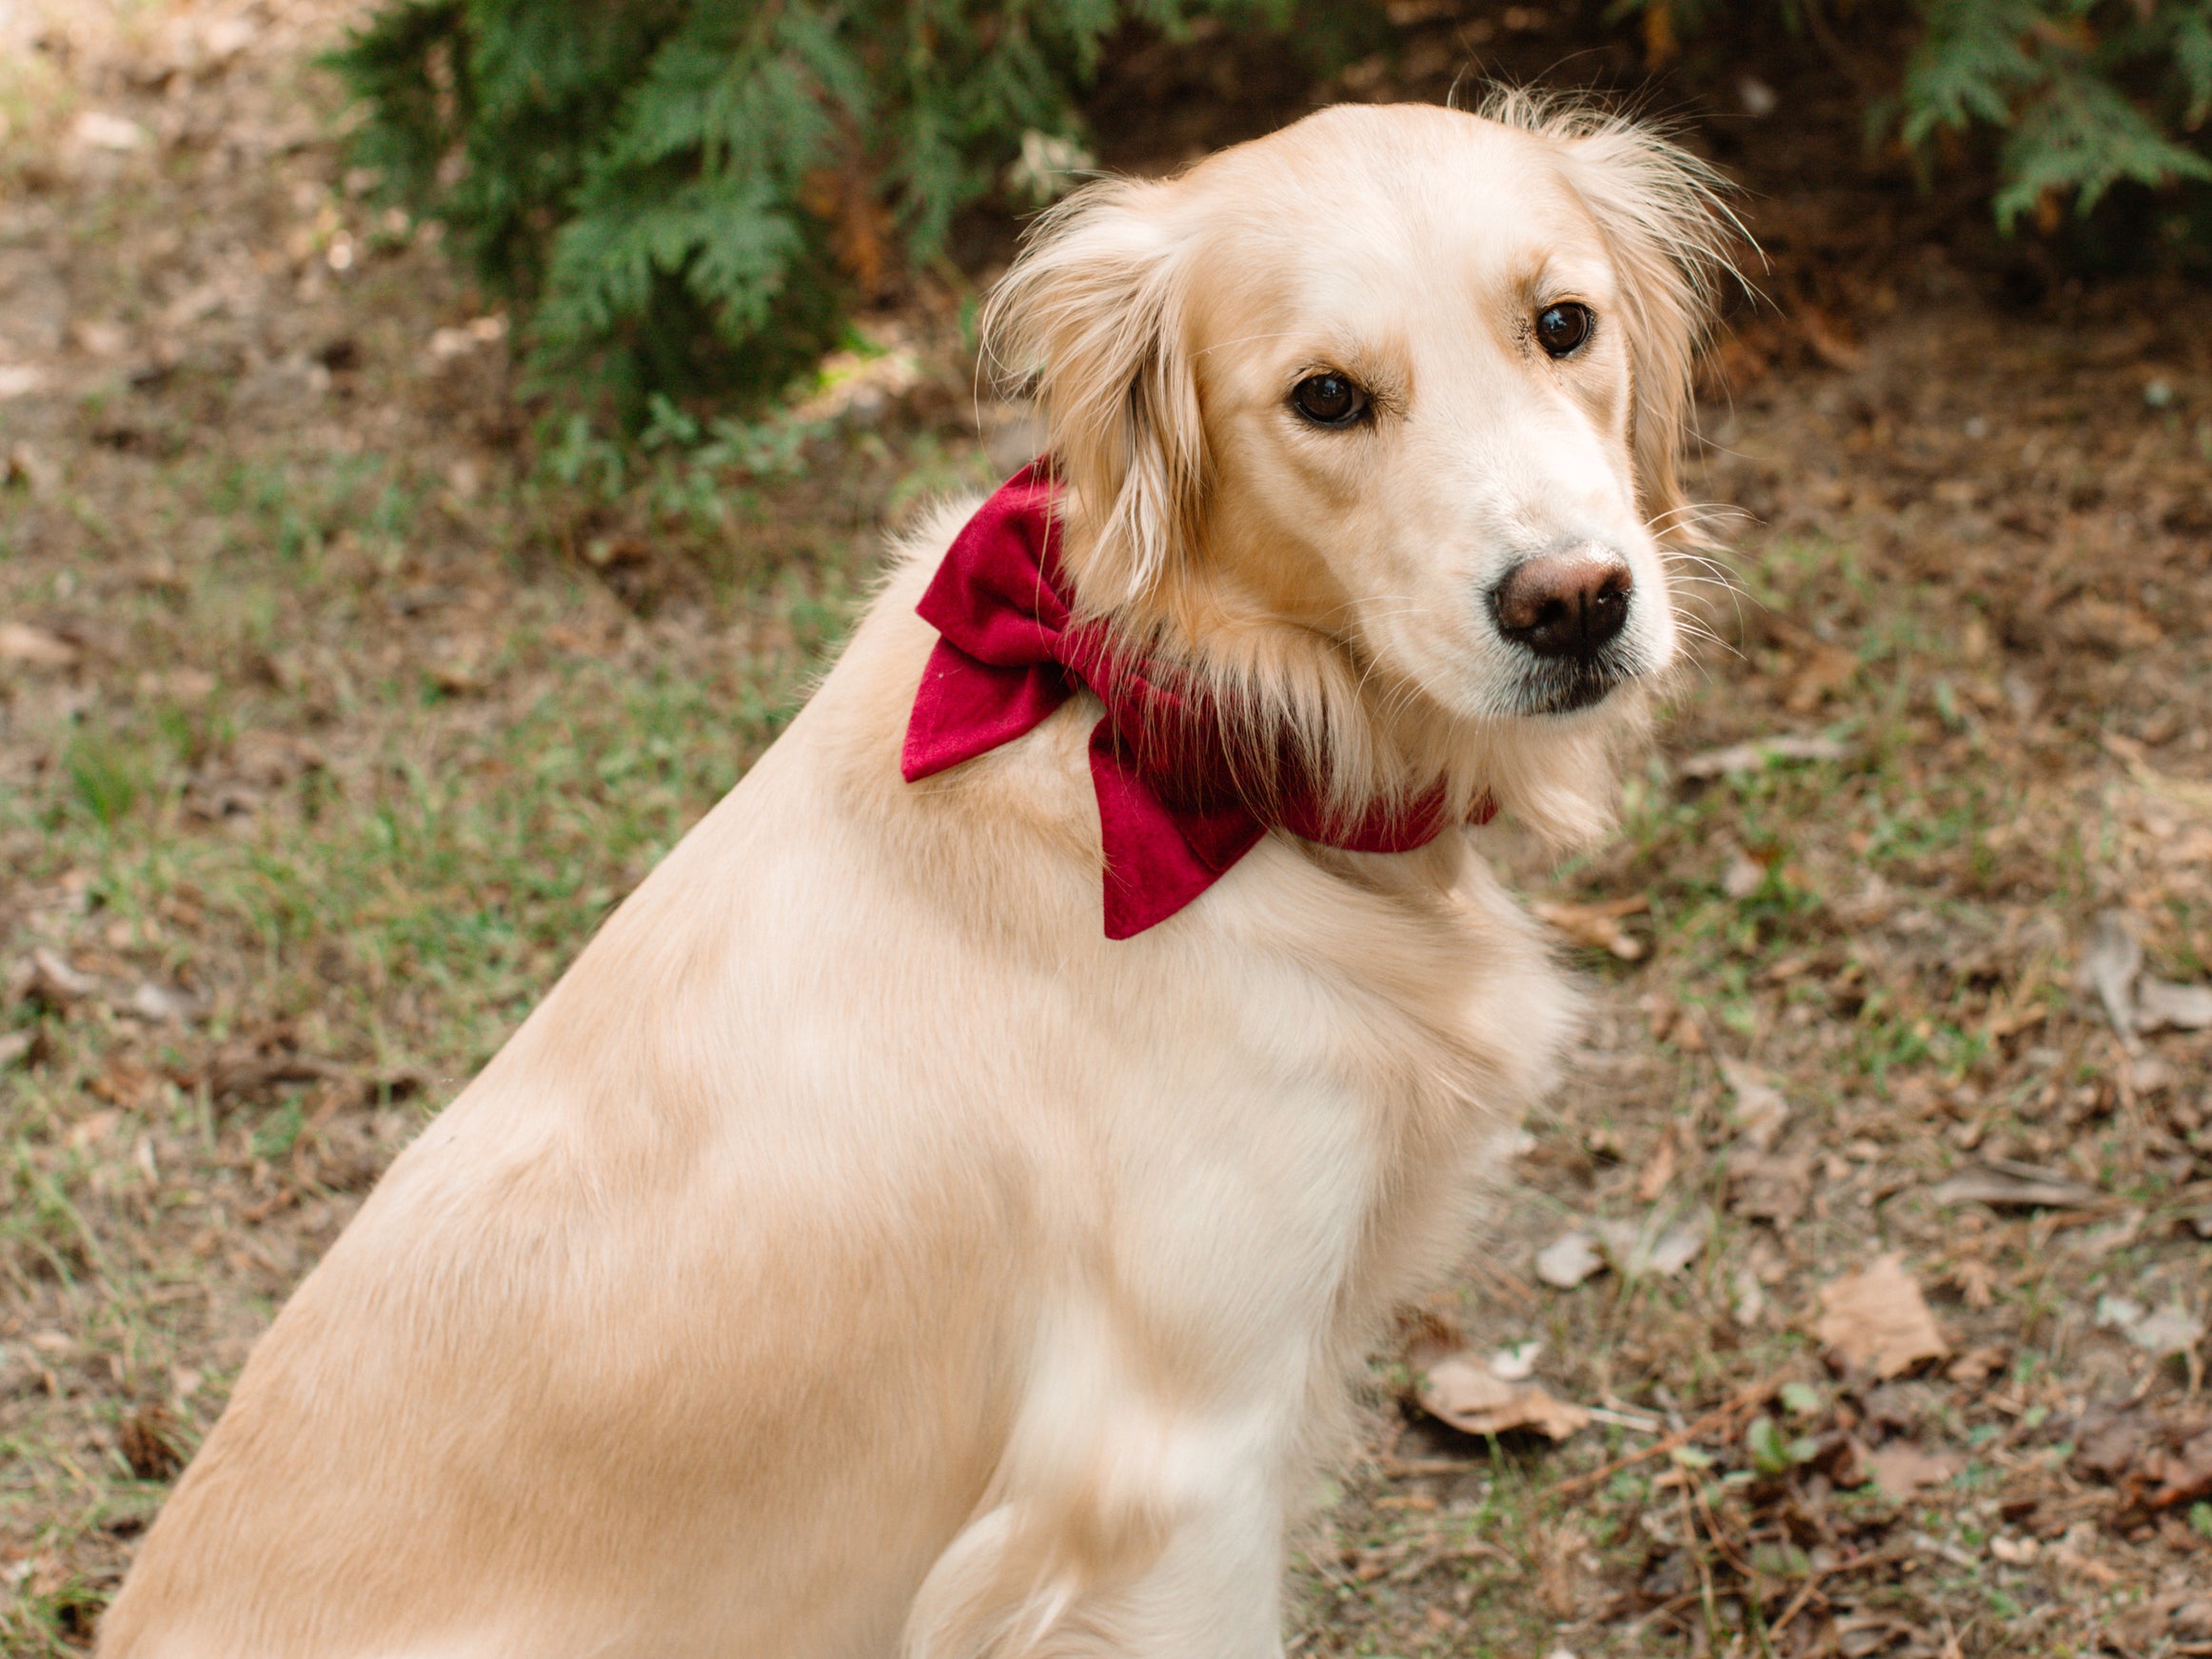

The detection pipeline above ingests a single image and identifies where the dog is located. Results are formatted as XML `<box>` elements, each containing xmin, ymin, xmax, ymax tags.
<box><xmin>99</xmin><ymin>96</ymin><xmax>1728</xmax><ymax>1658</ymax></box>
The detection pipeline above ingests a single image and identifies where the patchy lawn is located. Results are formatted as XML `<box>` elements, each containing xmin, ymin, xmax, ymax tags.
<box><xmin>3</xmin><ymin>3</ymin><xmax>2208</xmax><ymax>1655</ymax></box>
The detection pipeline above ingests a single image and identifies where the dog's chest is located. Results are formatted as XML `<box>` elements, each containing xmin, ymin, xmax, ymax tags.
<box><xmin>1082</xmin><ymin>872</ymin><xmax>1560</xmax><ymax>1374</ymax></box>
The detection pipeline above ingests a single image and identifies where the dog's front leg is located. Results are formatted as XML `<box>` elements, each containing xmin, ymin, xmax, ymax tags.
<box><xmin>900</xmin><ymin>1309</ymin><xmax>1294</xmax><ymax>1659</ymax></box>
<box><xmin>899</xmin><ymin>1479</ymin><xmax>1286</xmax><ymax>1659</ymax></box>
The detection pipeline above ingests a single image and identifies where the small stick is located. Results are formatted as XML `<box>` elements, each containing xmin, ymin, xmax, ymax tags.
<box><xmin>1679</xmin><ymin>1483</ymin><xmax>1724</xmax><ymax>1655</ymax></box>
<box><xmin>1547</xmin><ymin>1368</ymin><xmax>1789</xmax><ymax>1498</ymax></box>
<box><xmin>1767</xmin><ymin>1546</ymin><xmax>1910</xmax><ymax>1641</ymax></box>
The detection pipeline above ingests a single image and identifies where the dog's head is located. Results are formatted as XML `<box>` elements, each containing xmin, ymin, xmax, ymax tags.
<box><xmin>986</xmin><ymin>98</ymin><xmax>1735</xmax><ymax>836</ymax></box>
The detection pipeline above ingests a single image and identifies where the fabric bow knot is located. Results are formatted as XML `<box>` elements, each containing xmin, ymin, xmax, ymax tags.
<box><xmin>901</xmin><ymin>462</ymin><xmax>1492</xmax><ymax>938</ymax></box>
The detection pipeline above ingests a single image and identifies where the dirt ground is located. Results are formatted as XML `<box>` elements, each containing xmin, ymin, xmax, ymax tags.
<box><xmin>3</xmin><ymin>2</ymin><xmax>2210</xmax><ymax>1654</ymax></box>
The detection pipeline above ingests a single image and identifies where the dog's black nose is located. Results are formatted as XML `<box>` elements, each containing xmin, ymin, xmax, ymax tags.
<box><xmin>1491</xmin><ymin>550</ymin><xmax>1633</xmax><ymax>660</ymax></box>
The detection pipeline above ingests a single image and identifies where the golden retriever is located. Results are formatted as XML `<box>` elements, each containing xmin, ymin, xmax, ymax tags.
<box><xmin>100</xmin><ymin>96</ymin><xmax>1728</xmax><ymax>1658</ymax></box>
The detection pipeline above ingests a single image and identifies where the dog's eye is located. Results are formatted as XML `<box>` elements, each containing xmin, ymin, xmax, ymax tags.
<box><xmin>1535</xmin><ymin>303</ymin><xmax>1593</xmax><ymax>358</ymax></box>
<box><xmin>1291</xmin><ymin>373</ymin><xmax>1368</xmax><ymax>427</ymax></box>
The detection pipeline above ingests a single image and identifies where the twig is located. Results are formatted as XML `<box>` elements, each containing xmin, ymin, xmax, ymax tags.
<box><xmin>1548</xmin><ymin>1369</ymin><xmax>1788</xmax><ymax>1498</ymax></box>
<box><xmin>1679</xmin><ymin>1483</ymin><xmax>1724</xmax><ymax>1655</ymax></box>
<box><xmin>1768</xmin><ymin>1547</ymin><xmax>1913</xmax><ymax>1641</ymax></box>
<box><xmin>1691</xmin><ymin>1477</ymin><xmax>1757</xmax><ymax>1583</ymax></box>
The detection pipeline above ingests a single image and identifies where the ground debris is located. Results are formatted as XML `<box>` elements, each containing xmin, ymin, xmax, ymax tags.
<box><xmin>1403</xmin><ymin>1318</ymin><xmax>1590</xmax><ymax>1442</ymax></box>
<box><xmin>0</xmin><ymin>621</ymin><xmax>80</xmax><ymax>668</ymax></box>
<box><xmin>1675</xmin><ymin>732</ymin><xmax>1851</xmax><ymax>779</ymax></box>
<box><xmin>1531</xmin><ymin>895</ymin><xmax>1649</xmax><ymax>960</ymax></box>
<box><xmin>1931</xmin><ymin>1156</ymin><xmax>2102</xmax><ymax>1210</ymax></box>
<box><xmin>1814</xmin><ymin>1255</ymin><xmax>1949</xmax><ymax>1379</ymax></box>
<box><xmin>1595</xmin><ymin>1210</ymin><xmax>1708</xmax><ymax>1281</ymax></box>
<box><xmin>1535</xmin><ymin>1230</ymin><xmax>1605</xmax><ymax>1289</ymax></box>
<box><xmin>2066</xmin><ymin>1404</ymin><xmax>2212</xmax><ymax>1511</ymax></box>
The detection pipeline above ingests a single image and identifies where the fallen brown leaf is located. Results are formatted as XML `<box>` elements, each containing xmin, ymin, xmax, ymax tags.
<box><xmin>0</xmin><ymin>622</ymin><xmax>79</xmax><ymax>668</ymax></box>
<box><xmin>21</xmin><ymin>947</ymin><xmax>97</xmax><ymax>1006</ymax></box>
<box><xmin>2138</xmin><ymin>978</ymin><xmax>2212</xmax><ymax>1032</ymax></box>
<box><xmin>1865</xmin><ymin>1442</ymin><xmax>1960</xmax><ymax>1499</ymax></box>
<box><xmin>1946</xmin><ymin>1344</ymin><xmax>2007</xmax><ymax>1384</ymax></box>
<box><xmin>2078</xmin><ymin>910</ymin><xmax>2142</xmax><ymax>1039</ymax></box>
<box><xmin>1718</xmin><ymin>1055</ymin><xmax>1789</xmax><ymax>1149</ymax></box>
<box><xmin>1531</xmin><ymin>895</ymin><xmax>1649</xmax><ymax>960</ymax></box>
<box><xmin>1596</xmin><ymin>1209</ymin><xmax>1708</xmax><ymax>1280</ymax></box>
<box><xmin>1815</xmin><ymin>1254</ymin><xmax>1949</xmax><ymax>1378</ymax></box>
<box><xmin>1932</xmin><ymin>1157</ymin><xmax>2101</xmax><ymax>1210</ymax></box>
<box><xmin>2144</xmin><ymin>1431</ymin><xmax>2212</xmax><ymax>1511</ymax></box>
<box><xmin>118</xmin><ymin>1402</ymin><xmax>184</xmax><ymax>1480</ymax></box>
<box><xmin>1785</xmin><ymin>641</ymin><xmax>1860</xmax><ymax>713</ymax></box>
<box><xmin>1534</xmin><ymin>1230</ymin><xmax>1603</xmax><ymax>1289</ymax></box>
<box><xmin>1414</xmin><ymin>1348</ymin><xmax>1590</xmax><ymax>1442</ymax></box>
<box><xmin>1728</xmin><ymin>1145</ymin><xmax>1813</xmax><ymax>1227</ymax></box>
<box><xmin>1676</xmin><ymin>733</ymin><xmax>1850</xmax><ymax>779</ymax></box>
<box><xmin>1635</xmin><ymin>1128</ymin><xmax>1678</xmax><ymax>1202</ymax></box>
<box><xmin>1947</xmin><ymin>1258</ymin><xmax>2001</xmax><ymax>1310</ymax></box>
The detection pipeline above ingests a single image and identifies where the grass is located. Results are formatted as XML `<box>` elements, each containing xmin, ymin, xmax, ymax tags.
<box><xmin>0</xmin><ymin>410</ymin><xmax>997</xmax><ymax>1650</ymax></box>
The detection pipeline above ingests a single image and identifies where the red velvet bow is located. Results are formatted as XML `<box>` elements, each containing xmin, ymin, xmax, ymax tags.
<box><xmin>901</xmin><ymin>463</ymin><xmax>1492</xmax><ymax>938</ymax></box>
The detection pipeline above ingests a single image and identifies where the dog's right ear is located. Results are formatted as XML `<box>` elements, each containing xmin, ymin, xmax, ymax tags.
<box><xmin>982</xmin><ymin>180</ymin><xmax>1202</xmax><ymax>612</ymax></box>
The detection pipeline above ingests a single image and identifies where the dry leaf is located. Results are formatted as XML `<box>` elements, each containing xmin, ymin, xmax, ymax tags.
<box><xmin>2069</xmin><ymin>1412</ymin><xmax>2212</xmax><ymax>1512</ymax></box>
<box><xmin>1415</xmin><ymin>1349</ymin><xmax>1590</xmax><ymax>1442</ymax></box>
<box><xmin>1718</xmin><ymin>1056</ymin><xmax>1789</xmax><ymax>1149</ymax></box>
<box><xmin>1948</xmin><ymin>1258</ymin><xmax>2000</xmax><ymax>1310</ymax></box>
<box><xmin>119</xmin><ymin>1402</ymin><xmax>184</xmax><ymax>1480</ymax></box>
<box><xmin>1531</xmin><ymin>895</ymin><xmax>1649</xmax><ymax>960</ymax></box>
<box><xmin>2143</xmin><ymin>1432</ymin><xmax>2212</xmax><ymax>1511</ymax></box>
<box><xmin>1490</xmin><ymin>1340</ymin><xmax>1541</xmax><ymax>1381</ymax></box>
<box><xmin>1635</xmin><ymin>1130</ymin><xmax>1677</xmax><ymax>1203</ymax></box>
<box><xmin>2137</xmin><ymin>978</ymin><xmax>2212</xmax><ymax>1032</ymax></box>
<box><xmin>1535</xmin><ymin>1231</ymin><xmax>1603</xmax><ymax>1290</ymax></box>
<box><xmin>1721</xmin><ymin>852</ymin><xmax>1766</xmax><ymax>899</ymax></box>
<box><xmin>1785</xmin><ymin>642</ymin><xmax>1860</xmax><ymax>712</ymax></box>
<box><xmin>2077</xmin><ymin>910</ymin><xmax>2142</xmax><ymax>1039</ymax></box>
<box><xmin>0</xmin><ymin>622</ymin><xmax>78</xmax><ymax>668</ymax></box>
<box><xmin>1727</xmin><ymin>1145</ymin><xmax>1812</xmax><ymax>1227</ymax></box>
<box><xmin>70</xmin><ymin>110</ymin><xmax>148</xmax><ymax>153</ymax></box>
<box><xmin>1932</xmin><ymin>1157</ymin><xmax>2101</xmax><ymax>1211</ymax></box>
<box><xmin>1866</xmin><ymin>1442</ymin><xmax>1959</xmax><ymax>1498</ymax></box>
<box><xmin>2096</xmin><ymin>1295</ymin><xmax>2205</xmax><ymax>1357</ymax></box>
<box><xmin>1676</xmin><ymin>733</ymin><xmax>1850</xmax><ymax>779</ymax></box>
<box><xmin>1946</xmin><ymin>1344</ymin><xmax>2007</xmax><ymax>1384</ymax></box>
<box><xmin>1596</xmin><ymin>1210</ymin><xmax>1708</xmax><ymax>1281</ymax></box>
<box><xmin>127</xmin><ymin>980</ymin><xmax>204</xmax><ymax>1023</ymax></box>
<box><xmin>23</xmin><ymin>947</ymin><xmax>97</xmax><ymax>1004</ymax></box>
<box><xmin>1796</xmin><ymin>305</ymin><xmax>1867</xmax><ymax>372</ymax></box>
<box><xmin>1816</xmin><ymin>1254</ymin><xmax>1949</xmax><ymax>1378</ymax></box>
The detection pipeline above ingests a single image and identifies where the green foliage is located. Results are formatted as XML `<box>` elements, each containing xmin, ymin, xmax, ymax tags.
<box><xmin>329</xmin><ymin>0</ymin><xmax>1358</xmax><ymax>418</ymax></box>
<box><xmin>1891</xmin><ymin>0</ymin><xmax>2212</xmax><ymax>226</ymax></box>
<box><xmin>1624</xmin><ymin>0</ymin><xmax>2211</xmax><ymax>239</ymax></box>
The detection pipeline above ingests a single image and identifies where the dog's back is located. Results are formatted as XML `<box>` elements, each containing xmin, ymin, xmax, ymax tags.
<box><xmin>97</xmin><ymin>558</ymin><xmax>1048</xmax><ymax>1656</ymax></box>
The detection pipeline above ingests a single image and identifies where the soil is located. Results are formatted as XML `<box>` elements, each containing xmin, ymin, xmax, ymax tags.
<box><xmin>2</xmin><ymin>2</ymin><xmax>2209</xmax><ymax>1655</ymax></box>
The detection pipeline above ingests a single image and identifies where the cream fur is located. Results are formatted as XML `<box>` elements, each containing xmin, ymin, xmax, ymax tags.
<box><xmin>99</xmin><ymin>99</ymin><xmax>1728</xmax><ymax>1659</ymax></box>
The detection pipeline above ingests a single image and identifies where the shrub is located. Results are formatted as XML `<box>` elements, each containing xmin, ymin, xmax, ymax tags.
<box><xmin>1636</xmin><ymin>0</ymin><xmax>2212</xmax><ymax>231</ymax></box>
<box><xmin>1887</xmin><ymin>0</ymin><xmax>2212</xmax><ymax>227</ymax></box>
<box><xmin>334</xmin><ymin>0</ymin><xmax>2212</xmax><ymax>420</ymax></box>
<box><xmin>329</xmin><ymin>0</ymin><xmax>1366</xmax><ymax>419</ymax></box>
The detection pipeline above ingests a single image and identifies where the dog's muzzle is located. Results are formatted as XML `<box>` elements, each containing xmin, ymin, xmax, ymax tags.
<box><xmin>1488</xmin><ymin>546</ymin><xmax>1640</xmax><ymax>714</ymax></box>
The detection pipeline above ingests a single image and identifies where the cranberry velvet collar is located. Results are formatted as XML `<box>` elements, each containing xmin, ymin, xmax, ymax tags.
<box><xmin>900</xmin><ymin>463</ymin><xmax>1492</xmax><ymax>938</ymax></box>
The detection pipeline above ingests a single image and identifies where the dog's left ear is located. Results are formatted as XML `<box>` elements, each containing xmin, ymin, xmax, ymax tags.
<box><xmin>982</xmin><ymin>179</ymin><xmax>1203</xmax><ymax>611</ymax></box>
<box><xmin>1551</xmin><ymin>121</ymin><xmax>1735</xmax><ymax>546</ymax></box>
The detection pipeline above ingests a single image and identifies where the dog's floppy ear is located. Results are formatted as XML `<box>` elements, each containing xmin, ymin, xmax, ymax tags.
<box><xmin>982</xmin><ymin>179</ymin><xmax>1202</xmax><ymax>610</ymax></box>
<box><xmin>1540</xmin><ymin>111</ymin><xmax>1736</xmax><ymax>547</ymax></box>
